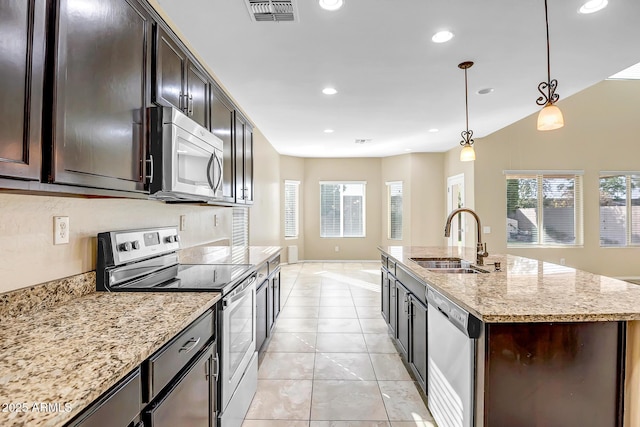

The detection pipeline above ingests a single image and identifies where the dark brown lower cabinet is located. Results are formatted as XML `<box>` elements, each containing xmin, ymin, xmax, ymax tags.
<box><xmin>389</xmin><ymin>278</ymin><xmax>397</xmax><ymax>337</ymax></box>
<box><xmin>484</xmin><ymin>321</ymin><xmax>624</xmax><ymax>427</ymax></box>
<box><xmin>256</xmin><ymin>280</ymin><xmax>268</xmax><ymax>352</ymax></box>
<box><xmin>409</xmin><ymin>296</ymin><xmax>427</xmax><ymax>390</ymax></box>
<box><xmin>381</xmin><ymin>268</ymin><xmax>390</xmax><ymax>323</ymax></box>
<box><xmin>395</xmin><ymin>281</ymin><xmax>410</xmax><ymax>359</ymax></box>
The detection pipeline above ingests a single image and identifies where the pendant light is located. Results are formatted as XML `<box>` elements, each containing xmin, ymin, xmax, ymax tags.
<box><xmin>536</xmin><ymin>0</ymin><xmax>564</xmax><ymax>131</ymax></box>
<box><xmin>458</xmin><ymin>61</ymin><xmax>476</xmax><ymax>162</ymax></box>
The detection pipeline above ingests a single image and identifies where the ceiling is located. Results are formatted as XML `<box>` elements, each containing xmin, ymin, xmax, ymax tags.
<box><xmin>155</xmin><ymin>0</ymin><xmax>640</xmax><ymax>158</ymax></box>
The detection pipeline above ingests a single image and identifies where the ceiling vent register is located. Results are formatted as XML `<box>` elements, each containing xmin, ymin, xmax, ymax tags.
<box><xmin>245</xmin><ymin>0</ymin><xmax>298</xmax><ymax>22</ymax></box>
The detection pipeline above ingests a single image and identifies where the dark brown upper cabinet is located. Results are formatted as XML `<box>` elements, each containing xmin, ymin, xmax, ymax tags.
<box><xmin>153</xmin><ymin>26</ymin><xmax>209</xmax><ymax>129</ymax></box>
<box><xmin>47</xmin><ymin>0</ymin><xmax>151</xmax><ymax>192</ymax></box>
<box><xmin>234</xmin><ymin>112</ymin><xmax>253</xmax><ymax>205</ymax></box>
<box><xmin>0</xmin><ymin>0</ymin><xmax>46</xmax><ymax>181</ymax></box>
<box><xmin>210</xmin><ymin>83</ymin><xmax>235</xmax><ymax>203</ymax></box>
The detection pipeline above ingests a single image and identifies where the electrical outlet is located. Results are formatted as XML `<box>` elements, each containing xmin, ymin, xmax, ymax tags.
<box><xmin>335</xmin><ymin>246</ymin><xmax>339</xmax><ymax>252</ymax></box>
<box><xmin>560</xmin><ymin>258</ymin><xmax>566</xmax><ymax>266</ymax></box>
<box><xmin>214</xmin><ymin>214</ymin><xmax>218</xmax><ymax>227</ymax></box>
<box><xmin>180</xmin><ymin>215</ymin><xmax>186</xmax><ymax>231</ymax></box>
<box><xmin>54</xmin><ymin>216</ymin><xmax>69</xmax><ymax>245</ymax></box>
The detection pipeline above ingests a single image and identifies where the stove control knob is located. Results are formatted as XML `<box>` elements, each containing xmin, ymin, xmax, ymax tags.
<box><xmin>173</xmin><ymin>235</ymin><xmax>181</xmax><ymax>243</ymax></box>
<box><xmin>165</xmin><ymin>235</ymin><xmax>175</xmax><ymax>243</ymax></box>
<box><xmin>119</xmin><ymin>241</ymin><xmax>132</xmax><ymax>252</ymax></box>
<box><xmin>131</xmin><ymin>240</ymin><xmax>141</xmax><ymax>250</ymax></box>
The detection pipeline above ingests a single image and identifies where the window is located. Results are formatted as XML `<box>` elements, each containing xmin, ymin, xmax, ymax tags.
<box><xmin>284</xmin><ymin>180</ymin><xmax>300</xmax><ymax>238</ymax></box>
<box><xmin>320</xmin><ymin>181</ymin><xmax>366</xmax><ymax>237</ymax></box>
<box><xmin>232</xmin><ymin>207</ymin><xmax>249</xmax><ymax>247</ymax></box>
<box><xmin>387</xmin><ymin>181</ymin><xmax>403</xmax><ymax>240</ymax></box>
<box><xmin>506</xmin><ymin>171</ymin><xmax>583</xmax><ymax>246</ymax></box>
<box><xmin>599</xmin><ymin>173</ymin><xmax>640</xmax><ymax>247</ymax></box>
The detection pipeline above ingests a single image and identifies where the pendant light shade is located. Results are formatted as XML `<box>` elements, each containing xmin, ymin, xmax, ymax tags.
<box><xmin>536</xmin><ymin>0</ymin><xmax>564</xmax><ymax>131</ymax></box>
<box><xmin>460</xmin><ymin>143</ymin><xmax>476</xmax><ymax>162</ymax></box>
<box><xmin>537</xmin><ymin>104</ymin><xmax>564</xmax><ymax>131</ymax></box>
<box><xmin>458</xmin><ymin>61</ymin><xmax>476</xmax><ymax>162</ymax></box>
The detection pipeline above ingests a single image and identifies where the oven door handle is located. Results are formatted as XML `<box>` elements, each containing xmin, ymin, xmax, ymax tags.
<box><xmin>223</xmin><ymin>275</ymin><xmax>256</xmax><ymax>307</ymax></box>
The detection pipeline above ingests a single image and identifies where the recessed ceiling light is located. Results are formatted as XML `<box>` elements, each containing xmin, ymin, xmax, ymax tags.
<box><xmin>319</xmin><ymin>0</ymin><xmax>344</xmax><ymax>11</ymax></box>
<box><xmin>578</xmin><ymin>0</ymin><xmax>608</xmax><ymax>14</ymax></box>
<box><xmin>405</xmin><ymin>148</ymin><xmax>412</xmax><ymax>152</ymax></box>
<box><xmin>431</xmin><ymin>31</ymin><xmax>454</xmax><ymax>43</ymax></box>
<box><xmin>428</xmin><ymin>128</ymin><xmax>439</xmax><ymax>133</ymax></box>
<box><xmin>322</xmin><ymin>87</ymin><xmax>338</xmax><ymax>95</ymax></box>
<box><xmin>477</xmin><ymin>88</ymin><xmax>494</xmax><ymax>95</ymax></box>
<box><xmin>324</xmin><ymin>129</ymin><xmax>334</xmax><ymax>133</ymax></box>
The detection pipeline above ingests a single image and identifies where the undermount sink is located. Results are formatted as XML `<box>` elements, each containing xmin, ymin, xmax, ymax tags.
<box><xmin>409</xmin><ymin>257</ymin><xmax>489</xmax><ymax>274</ymax></box>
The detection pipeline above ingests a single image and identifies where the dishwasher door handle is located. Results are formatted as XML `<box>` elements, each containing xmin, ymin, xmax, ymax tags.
<box><xmin>437</xmin><ymin>306</ymin><xmax>449</xmax><ymax>319</ymax></box>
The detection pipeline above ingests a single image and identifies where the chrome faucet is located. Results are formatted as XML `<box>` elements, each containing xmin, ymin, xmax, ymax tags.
<box><xmin>444</xmin><ymin>207</ymin><xmax>489</xmax><ymax>266</ymax></box>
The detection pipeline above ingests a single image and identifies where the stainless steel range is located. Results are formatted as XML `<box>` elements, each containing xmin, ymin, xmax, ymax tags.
<box><xmin>96</xmin><ymin>226</ymin><xmax>258</xmax><ymax>427</ymax></box>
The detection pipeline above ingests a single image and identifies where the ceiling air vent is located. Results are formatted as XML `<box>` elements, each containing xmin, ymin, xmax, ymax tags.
<box><xmin>245</xmin><ymin>0</ymin><xmax>298</xmax><ymax>22</ymax></box>
<box><xmin>355</xmin><ymin>139</ymin><xmax>373</xmax><ymax>144</ymax></box>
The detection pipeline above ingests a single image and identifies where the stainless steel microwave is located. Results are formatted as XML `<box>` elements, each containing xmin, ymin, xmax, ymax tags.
<box><xmin>148</xmin><ymin>107</ymin><xmax>223</xmax><ymax>202</ymax></box>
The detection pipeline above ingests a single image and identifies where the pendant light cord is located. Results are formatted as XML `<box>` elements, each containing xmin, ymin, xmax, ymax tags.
<box><xmin>545</xmin><ymin>0</ymin><xmax>551</xmax><ymax>85</ymax></box>
<box><xmin>464</xmin><ymin>67</ymin><xmax>469</xmax><ymax>132</ymax></box>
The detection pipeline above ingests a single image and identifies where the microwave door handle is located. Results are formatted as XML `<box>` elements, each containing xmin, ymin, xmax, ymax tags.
<box><xmin>206</xmin><ymin>153</ymin><xmax>215</xmax><ymax>189</ymax></box>
<box><xmin>213</xmin><ymin>152</ymin><xmax>222</xmax><ymax>193</ymax></box>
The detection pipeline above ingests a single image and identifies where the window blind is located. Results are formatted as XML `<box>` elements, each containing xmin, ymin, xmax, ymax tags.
<box><xmin>284</xmin><ymin>180</ymin><xmax>299</xmax><ymax>238</ymax></box>
<box><xmin>320</xmin><ymin>182</ymin><xmax>366</xmax><ymax>238</ymax></box>
<box><xmin>387</xmin><ymin>181</ymin><xmax>402</xmax><ymax>240</ymax></box>
<box><xmin>599</xmin><ymin>173</ymin><xmax>640</xmax><ymax>247</ymax></box>
<box><xmin>506</xmin><ymin>173</ymin><xmax>583</xmax><ymax>246</ymax></box>
<box><xmin>232</xmin><ymin>207</ymin><xmax>249</xmax><ymax>247</ymax></box>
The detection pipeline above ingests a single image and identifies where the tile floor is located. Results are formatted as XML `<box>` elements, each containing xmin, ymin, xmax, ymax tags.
<box><xmin>242</xmin><ymin>262</ymin><xmax>437</xmax><ymax>427</ymax></box>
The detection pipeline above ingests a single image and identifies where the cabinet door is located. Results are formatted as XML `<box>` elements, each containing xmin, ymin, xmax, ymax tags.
<box><xmin>243</xmin><ymin>125</ymin><xmax>254</xmax><ymax>204</ymax></box>
<box><xmin>381</xmin><ymin>269</ymin><xmax>389</xmax><ymax>323</ymax></box>
<box><xmin>395</xmin><ymin>281</ymin><xmax>410</xmax><ymax>359</ymax></box>
<box><xmin>210</xmin><ymin>84</ymin><xmax>235</xmax><ymax>203</ymax></box>
<box><xmin>0</xmin><ymin>0</ymin><xmax>45</xmax><ymax>181</ymax></box>
<box><xmin>234</xmin><ymin>113</ymin><xmax>246</xmax><ymax>203</ymax></box>
<box><xmin>154</xmin><ymin>25</ymin><xmax>186</xmax><ymax>111</ymax></box>
<box><xmin>186</xmin><ymin>61</ymin><xmax>208</xmax><ymax>128</ymax></box>
<box><xmin>272</xmin><ymin>269</ymin><xmax>281</xmax><ymax>319</ymax></box>
<box><xmin>389</xmin><ymin>279</ymin><xmax>397</xmax><ymax>337</ymax></box>
<box><xmin>51</xmin><ymin>0</ymin><xmax>150</xmax><ymax>191</ymax></box>
<box><xmin>410</xmin><ymin>296</ymin><xmax>428</xmax><ymax>391</ymax></box>
<box><xmin>256</xmin><ymin>282</ymin><xmax>268</xmax><ymax>352</ymax></box>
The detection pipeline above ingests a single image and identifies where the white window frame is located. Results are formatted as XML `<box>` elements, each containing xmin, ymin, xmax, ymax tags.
<box><xmin>505</xmin><ymin>170</ymin><xmax>584</xmax><ymax>248</ymax></box>
<box><xmin>386</xmin><ymin>181</ymin><xmax>403</xmax><ymax>240</ymax></box>
<box><xmin>319</xmin><ymin>181</ymin><xmax>367</xmax><ymax>238</ymax></box>
<box><xmin>599</xmin><ymin>171</ymin><xmax>640</xmax><ymax>248</ymax></box>
<box><xmin>284</xmin><ymin>180</ymin><xmax>300</xmax><ymax>239</ymax></box>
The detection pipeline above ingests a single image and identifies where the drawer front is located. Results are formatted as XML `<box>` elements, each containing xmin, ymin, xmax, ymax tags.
<box><xmin>380</xmin><ymin>254</ymin><xmax>388</xmax><ymax>269</ymax></box>
<box><xmin>148</xmin><ymin>310</ymin><xmax>214</xmax><ymax>399</ymax></box>
<box><xmin>388</xmin><ymin>259</ymin><xmax>396</xmax><ymax>277</ymax></box>
<box><xmin>268</xmin><ymin>254</ymin><xmax>281</xmax><ymax>273</ymax></box>
<box><xmin>257</xmin><ymin>262</ymin><xmax>269</xmax><ymax>285</ymax></box>
<box><xmin>396</xmin><ymin>265</ymin><xmax>426</xmax><ymax>306</ymax></box>
<box><xmin>72</xmin><ymin>367</ymin><xmax>141</xmax><ymax>427</ymax></box>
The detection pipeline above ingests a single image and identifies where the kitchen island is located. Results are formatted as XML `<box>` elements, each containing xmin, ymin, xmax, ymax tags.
<box><xmin>379</xmin><ymin>245</ymin><xmax>640</xmax><ymax>427</ymax></box>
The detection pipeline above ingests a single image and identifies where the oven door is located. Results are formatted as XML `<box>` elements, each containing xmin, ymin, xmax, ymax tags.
<box><xmin>221</xmin><ymin>274</ymin><xmax>256</xmax><ymax>409</ymax></box>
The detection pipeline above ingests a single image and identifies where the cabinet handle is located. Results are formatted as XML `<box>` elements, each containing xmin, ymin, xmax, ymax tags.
<box><xmin>213</xmin><ymin>354</ymin><xmax>219</xmax><ymax>381</ymax></box>
<box><xmin>179</xmin><ymin>91</ymin><xmax>184</xmax><ymax>111</ymax></box>
<box><xmin>146</xmin><ymin>155</ymin><xmax>154</xmax><ymax>184</ymax></box>
<box><xmin>179</xmin><ymin>337</ymin><xmax>201</xmax><ymax>353</ymax></box>
<box><xmin>188</xmin><ymin>93</ymin><xmax>194</xmax><ymax>116</ymax></box>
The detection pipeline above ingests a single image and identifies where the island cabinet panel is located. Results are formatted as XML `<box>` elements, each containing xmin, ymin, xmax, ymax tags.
<box><xmin>625</xmin><ymin>321</ymin><xmax>640</xmax><ymax>427</ymax></box>
<box><xmin>49</xmin><ymin>0</ymin><xmax>151</xmax><ymax>192</ymax></box>
<box><xmin>0</xmin><ymin>0</ymin><xmax>45</xmax><ymax>181</ymax></box>
<box><xmin>409</xmin><ymin>295</ymin><xmax>427</xmax><ymax>390</ymax></box>
<box><xmin>389</xmin><ymin>277</ymin><xmax>397</xmax><ymax>337</ymax></box>
<box><xmin>484</xmin><ymin>321</ymin><xmax>624</xmax><ymax>427</ymax></box>
<box><xmin>395</xmin><ymin>281</ymin><xmax>410</xmax><ymax>359</ymax></box>
<box><xmin>381</xmin><ymin>268</ymin><xmax>390</xmax><ymax>322</ymax></box>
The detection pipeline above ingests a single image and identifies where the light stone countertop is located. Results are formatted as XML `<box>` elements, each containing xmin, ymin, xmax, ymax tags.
<box><xmin>178</xmin><ymin>245</ymin><xmax>281</xmax><ymax>265</ymax></box>
<box><xmin>379</xmin><ymin>245</ymin><xmax>640</xmax><ymax>323</ymax></box>
<box><xmin>0</xmin><ymin>291</ymin><xmax>220</xmax><ymax>427</ymax></box>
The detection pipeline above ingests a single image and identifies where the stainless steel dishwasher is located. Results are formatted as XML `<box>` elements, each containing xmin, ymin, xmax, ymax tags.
<box><xmin>426</xmin><ymin>286</ymin><xmax>481</xmax><ymax>427</ymax></box>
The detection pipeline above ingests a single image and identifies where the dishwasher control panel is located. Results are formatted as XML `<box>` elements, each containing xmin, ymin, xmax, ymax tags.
<box><xmin>426</xmin><ymin>287</ymin><xmax>482</xmax><ymax>338</ymax></box>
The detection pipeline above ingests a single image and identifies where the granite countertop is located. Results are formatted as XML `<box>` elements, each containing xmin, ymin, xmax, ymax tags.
<box><xmin>178</xmin><ymin>245</ymin><xmax>281</xmax><ymax>265</ymax></box>
<box><xmin>0</xmin><ymin>291</ymin><xmax>220</xmax><ymax>427</ymax></box>
<box><xmin>379</xmin><ymin>245</ymin><xmax>640</xmax><ymax>323</ymax></box>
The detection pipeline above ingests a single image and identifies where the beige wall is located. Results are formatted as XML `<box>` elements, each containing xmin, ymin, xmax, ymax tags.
<box><xmin>249</xmin><ymin>128</ymin><xmax>281</xmax><ymax>247</ymax></box>
<box><xmin>303</xmin><ymin>158</ymin><xmax>382</xmax><ymax>260</ymax></box>
<box><xmin>279</xmin><ymin>155</ymin><xmax>306</xmax><ymax>263</ymax></box>
<box><xmin>0</xmin><ymin>194</ymin><xmax>231</xmax><ymax>293</ymax></box>
<box><xmin>472</xmin><ymin>79</ymin><xmax>640</xmax><ymax>277</ymax></box>
<box><xmin>409</xmin><ymin>153</ymin><xmax>446</xmax><ymax>246</ymax></box>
